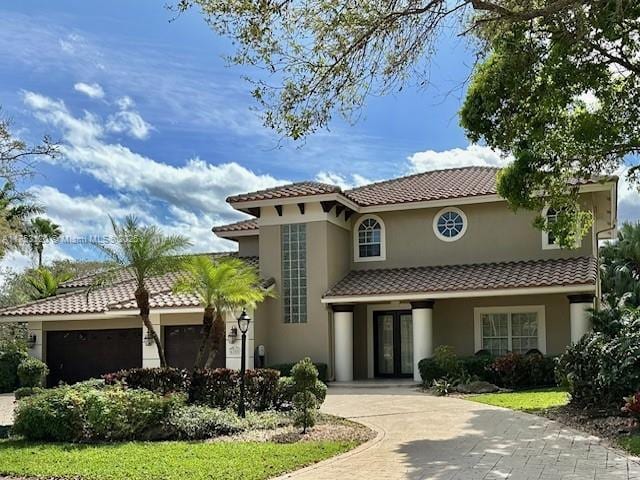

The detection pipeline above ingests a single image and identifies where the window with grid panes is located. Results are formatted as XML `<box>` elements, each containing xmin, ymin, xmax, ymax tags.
<box><xmin>282</xmin><ymin>223</ymin><xmax>307</xmax><ymax>323</ymax></box>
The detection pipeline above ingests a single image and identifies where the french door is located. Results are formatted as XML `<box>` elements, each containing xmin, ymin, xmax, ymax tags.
<box><xmin>373</xmin><ymin>310</ymin><xmax>413</xmax><ymax>378</ymax></box>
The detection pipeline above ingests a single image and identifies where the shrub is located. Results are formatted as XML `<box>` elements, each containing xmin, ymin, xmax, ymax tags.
<box><xmin>268</xmin><ymin>362</ymin><xmax>329</xmax><ymax>383</ymax></box>
<box><xmin>623</xmin><ymin>393</ymin><xmax>640</xmax><ymax>419</ymax></box>
<box><xmin>418</xmin><ymin>346</ymin><xmax>463</xmax><ymax>384</ymax></box>
<box><xmin>488</xmin><ymin>353</ymin><xmax>529</xmax><ymax>388</ymax></box>
<box><xmin>163</xmin><ymin>406</ymin><xmax>246</xmax><ymax>439</ymax></box>
<box><xmin>13</xmin><ymin>384</ymin><xmax>181</xmax><ymax>442</ymax></box>
<box><xmin>0</xmin><ymin>344</ymin><xmax>27</xmax><ymax>393</ymax></box>
<box><xmin>290</xmin><ymin>358</ymin><xmax>320</xmax><ymax>433</ymax></box>
<box><xmin>275</xmin><ymin>376</ymin><xmax>326</xmax><ymax>410</ymax></box>
<box><xmin>558</xmin><ymin>311</ymin><xmax>640</xmax><ymax>409</ymax></box>
<box><xmin>17</xmin><ymin>357</ymin><xmax>49</xmax><ymax>387</ymax></box>
<box><xmin>431</xmin><ymin>378</ymin><xmax>454</xmax><ymax>396</ymax></box>
<box><xmin>14</xmin><ymin>386</ymin><xmax>44</xmax><ymax>400</ymax></box>
<box><xmin>103</xmin><ymin>367</ymin><xmax>190</xmax><ymax>395</ymax></box>
<box><xmin>458</xmin><ymin>354</ymin><xmax>495</xmax><ymax>382</ymax></box>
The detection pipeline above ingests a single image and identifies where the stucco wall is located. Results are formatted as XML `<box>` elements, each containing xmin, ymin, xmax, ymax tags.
<box><xmin>351</xmin><ymin>200</ymin><xmax>594</xmax><ymax>270</ymax></box>
<box><xmin>433</xmin><ymin>293</ymin><xmax>571</xmax><ymax>356</ymax></box>
<box><xmin>238</xmin><ymin>235</ymin><xmax>259</xmax><ymax>257</ymax></box>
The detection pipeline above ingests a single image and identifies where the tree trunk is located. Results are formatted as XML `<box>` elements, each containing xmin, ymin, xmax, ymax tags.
<box><xmin>37</xmin><ymin>245</ymin><xmax>43</xmax><ymax>268</ymax></box>
<box><xmin>135</xmin><ymin>287</ymin><xmax>166</xmax><ymax>367</ymax></box>
<box><xmin>193</xmin><ymin>306</ymin><xmax>215</xmax><ymax>369</ymax></box>
<box><xmin>204</xmin><ymin>310</ymin><xmax>226</xmax><ymax>369</ymax></box>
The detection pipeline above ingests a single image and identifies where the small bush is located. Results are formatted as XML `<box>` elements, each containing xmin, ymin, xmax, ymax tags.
<box><xmin>103</xmin><ymin>367</ymin><xmax>190</xmax><ymax>395</ymax></box>
<box><xmin>418</xmin><ymin>346</ymin><xmax>463</xmax><ymax>384</ymax></box>
<box><xmin>164</xmin><ymin>406</ymin><xmax>246</xmax><ymax>439</ymax></box>
<box><xmin>14</xmin><ymin>386</ymin><xmax>44</xmax><ymax>400</ymax></box>
<box><xmin>268</xmin><ymin>362</ymin><xmax>328</xmax><ymax>383</ymax></box>
<box><xmin>290</xmin><ymin>358</ymin><xmax>320</xmax><ymax>433</ymax></box>
<box><xmin>459</xmin><ymin>354</ymin><xmax>495</xmax><ymax>380</ymax></box>
<box><xmin>275</xmin><ymin>376</ymin><xmax>326</xmax><ymax>410</ymax></box>
<box><xmin>0</xmin><ymin>345</ymin><xmax>27</xmax><ymax>393</ymax></box>
<box><xmin>623</xmin><ymin>393</ymin><xmax>640</xmax><ymax>419</ymax></box>
<box><xmin>431</xmin><ymin>378</ymin><xmax>454</xmax><ymax>396</ymax></box>
<box><xmin>13</xmin><ymin>384</ymin><xmax>181</xmax><ymax>442</ymax></box>
<box><xmin>17</xmin><ymin>357</ymin><xmax>49</xmax><ymax>387</ymax></box>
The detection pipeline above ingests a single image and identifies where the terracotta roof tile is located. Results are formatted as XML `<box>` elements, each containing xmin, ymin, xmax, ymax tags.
<box><xmin>324</xmin><ymin>256</ymin><xmax>596</xmax><ymax>298</ymax></box>
<box><xmin>343</xmin><ymin>166</ymin><xmax>500</xmax><ymax>207</ymax></box>
<box><xmin>212</xmin><ymin>218</ymin><xmax>258</xmax><ymax>234</ymax></box>
<box><xmin>226</xmin><ymin>181</ymin><xmax>341</xmax><ymax>203</ymax></box>
<box><xmin>0</xmin><ymin>255</ymin><xmax>263</xmax><ymax>317</ymax></box>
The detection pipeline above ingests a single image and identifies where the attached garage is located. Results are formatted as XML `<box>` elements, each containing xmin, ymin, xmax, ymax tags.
<box><xmin>46</xmin><ymin>328</ymin><xmax>142</xmax><ymax>386</ymax></box>
<box><xmin>164</xmin><ymin>325</ymin><xmax>224</xmax><ymax>369</ymax></box>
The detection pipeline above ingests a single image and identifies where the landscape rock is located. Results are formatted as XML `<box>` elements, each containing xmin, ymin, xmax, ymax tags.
<box><xmin>455</xmin><ymin>381</ymin><xmax>500</xmax><ymax>394</ymax></box>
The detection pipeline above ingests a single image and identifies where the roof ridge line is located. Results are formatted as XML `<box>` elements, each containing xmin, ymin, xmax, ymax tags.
<box><xmin>344</xmin><ymin>165</ymin><xmax>501</xmax><ymax>194</ymax></box>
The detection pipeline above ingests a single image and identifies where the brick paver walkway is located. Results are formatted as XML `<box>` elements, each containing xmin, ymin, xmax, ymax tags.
<box><xmin>281</xmin><ymin>387</ymin><xmax>640</xmax><ymax>480</ymax></box>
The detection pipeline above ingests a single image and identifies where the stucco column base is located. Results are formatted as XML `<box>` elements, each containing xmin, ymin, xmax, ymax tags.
<box><xmin>411</xmin><ymin>301</ymin><xmax>434</xmax><ymax>383</ymax></box>
<box><xmin>333</xmin><ymin>305</ymin><xmax>354</xmax><ymax>382</ymax></box>
<box><xmin>568</xmin><ymin>294</ymin><xmax>595</xmax><ymax>344</ymax></box>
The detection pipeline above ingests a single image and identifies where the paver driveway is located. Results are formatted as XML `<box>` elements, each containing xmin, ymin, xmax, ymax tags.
<box><xmin>281</xmin><ymin>387</ymin><xmax>640</xmax><ymax>480</ymax></box>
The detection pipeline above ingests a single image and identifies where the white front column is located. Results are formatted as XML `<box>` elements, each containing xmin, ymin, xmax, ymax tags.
<box><xmin>27</xmin><ymin>321</ymin><xmax>43</xmax><ymax>361</ymax></box>
<box><xmin>142</xmin><ymin>312</ymin><xmax>162</xmax><ymax>368</ymax></box>
<box><xmin>411</xmin><ymin>301</ymin><xmax>434</xmax><ymax>383</ymax></box>
<box><xmin>333</xmin><ymin>305</ymin><xmax>354</xmax><ymax>382</ymax></box>
<box><xmin>568</xmin><ymin>294</ymin><xmax>595</xmax><ymax>344</ymax></box>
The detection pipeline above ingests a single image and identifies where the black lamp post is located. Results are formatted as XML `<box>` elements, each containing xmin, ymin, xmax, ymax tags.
<box><xmin>237</xmin><ymin>308</ymin><xmax>251</xmax><ymax>418</ymax></box>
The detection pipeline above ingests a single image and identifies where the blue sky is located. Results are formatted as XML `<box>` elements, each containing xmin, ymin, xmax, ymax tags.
<box><xmin>1</xmin><ymin>1</ymin><xmax>638</xmax><ymax>272</ymax></box>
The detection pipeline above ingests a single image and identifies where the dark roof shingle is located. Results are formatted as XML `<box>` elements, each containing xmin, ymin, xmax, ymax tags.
<box><xmin>324</xmin><ymin>256</ymin><xmax>596</xmax><ymax>299</ymax></box>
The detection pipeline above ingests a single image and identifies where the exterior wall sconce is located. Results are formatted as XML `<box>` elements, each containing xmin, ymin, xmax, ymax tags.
<box><xmin>26</xmin><ymin>333</ymin><xmax>37</xmax><ymax>349</ymax></box>
<box><xmin>228</xmin><ymin>326</ymin><xmax>238</xmax><ymax>343</ymax></box>
<box><xmin>143</xmin><ymin>329</ymin><xmax>154</xmax><ymax>346</ymax></box>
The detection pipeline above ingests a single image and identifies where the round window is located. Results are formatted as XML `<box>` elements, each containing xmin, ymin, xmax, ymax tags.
<box><xmin>433</xmin><ymin>207</ymin><xmax>467</xmax><ymax>242</ymax></box>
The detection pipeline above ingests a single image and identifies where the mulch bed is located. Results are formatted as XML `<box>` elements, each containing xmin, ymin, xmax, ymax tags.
<box><xmin>541</xmin><ymin>404</ymin><xmax>638</xmax><ymax>442</ymax></box>
<box><xmin>213</xmin><ymin>414</ymin><xmax>376</xmax><ymax>444</ymax></box>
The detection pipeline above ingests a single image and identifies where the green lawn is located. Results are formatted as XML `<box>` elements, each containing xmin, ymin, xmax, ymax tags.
<box><xmin>0</xmin><ymin>439</ymin><xmax>356</xmax><ymax>480</ymax></box>
<box><xmin>467</xmin><ymin>387</ymin><xmax>570</xmax><ymax>412</ymax></box>
<box><xmin>618</xmin><ymin>436</ymin><xmax>640</xmax><ymax>455</ymax></box>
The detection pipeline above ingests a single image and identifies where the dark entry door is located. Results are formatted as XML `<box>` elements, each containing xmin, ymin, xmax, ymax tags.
<box><xmin>373</xmin><ymin>311</ymin><xmax>413</xmax><ymax>377</ymax></box>
<box><xmin>164</xmin><ymin>325</ymin><xmax>224</xmax><ymax>369</ymax></box>
<box><xmin>46</xmin><ymin>328</ymin><xmax>142</xmax><ymax>386</ymax></box>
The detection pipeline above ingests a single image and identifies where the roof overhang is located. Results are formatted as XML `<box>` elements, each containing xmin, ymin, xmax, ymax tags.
<box><xmin>321</xmin><ymin>283</ymin><xmax>596</xmax><ymax>304</ymax></box>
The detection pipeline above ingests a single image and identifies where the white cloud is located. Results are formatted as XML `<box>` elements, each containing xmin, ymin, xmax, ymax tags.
<box><xmin>74</xmin><ymin>82</ymin><xmax>105</xmax><ymax>99</ymax></box>
<box><xmin>116</xmin><ymin>96</ymin><xmax>134</xmax><ymax>110</ymax></box>
<box><xmin>315</xmin><ymin>171</ymin><xmax>372</xmax><ymax>190</ymax></box>
<box><xmin>408</xmin><ymin>145</ymin><xmax>511</xmax><ymax>173</ymax></box>
<box><xmin>106</xmin><ymin>110</ymin><xmax>152</xmax><ymax>140</ymax></box>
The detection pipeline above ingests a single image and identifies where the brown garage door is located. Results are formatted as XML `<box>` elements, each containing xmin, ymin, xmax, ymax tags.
<box><xmin>164</xmin><ymin>325</ymin><xmax>224</xmax><ymax>369</ymax></box>
<box><xmin>46</xmin><ymin>329</ymin><xmax>142</xmax><ymax>386</ymax></box>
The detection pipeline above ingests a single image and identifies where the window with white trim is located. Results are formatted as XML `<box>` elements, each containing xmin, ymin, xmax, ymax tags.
<box><xmin>542</xmin><ymin>207</ymin><xmax>560</xmax><ymax>249</ymax></box>
<box><xmin>282</xmin><ymin>223</ymin><xmax>307</xmax><ymax>323</ymax></box>
<box><xmin>433</xmin><ymin>207</ymin><xmax>468</xmax><ymax>242</ymax></box>
<box><xmin>354</xmin><ymin>215</ymin><xmax>386</xmax><ymax>261</ymax></box>
<box><xmin>474</xmin><ymin>306</ymin><xmax>546</xmax><ymax>355</ymax></box>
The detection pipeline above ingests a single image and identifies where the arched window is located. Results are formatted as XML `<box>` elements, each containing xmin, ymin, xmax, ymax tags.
<box><xmin>354</xmin><ymin>215</ymin><xmax>385</xmax><ymax>261</ymax></box>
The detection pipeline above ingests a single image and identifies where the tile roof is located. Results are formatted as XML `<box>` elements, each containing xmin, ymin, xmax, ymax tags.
<box><xmin>0</xmin><ymin>255</ymin><xmax>266</xmax><ymax>318</ymax></box>
<box><xmin>343</xmin><ymin>166</ymin><xmax>500</xmax><ymax>207</ymax></box>
<box><xmin>227</xmin><ymin>181</ymin><xmax>341</xmax><ymax>203</ymax></box>
<box><xmin>324</xmin><ymin>256</ymin><xmax>597</xmax><ymax>299</ymax></box>
<box><xmin>212</xmin><ymin>218</ymin><xmax>258</xmax><ymax>234</ymax></box>
<box><xmin>225</xmin><ymin>167</ymin><xmax>615</xmax><ymax>211</ymax></box>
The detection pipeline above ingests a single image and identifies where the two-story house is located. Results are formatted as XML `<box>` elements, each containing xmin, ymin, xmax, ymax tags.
<box><xmin>0</xmin><ymin>166</ymin><xmax>617</xmax><ymax>384</ymax></box>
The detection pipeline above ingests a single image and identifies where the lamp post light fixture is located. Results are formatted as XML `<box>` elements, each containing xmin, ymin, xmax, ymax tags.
<box><xmin>237</xmin><ymin>308</ymin><xmax>251</xmax><ymax>418</ymax></box>
<box><xmin>143</xmin><ymin>329</ymin><xmax>154</xmax><ymax>347</ymax></box>
<box><xmin>26</xmin><ymin>333</ymin><xmax>37</xmax><ymax>349</ymax></box>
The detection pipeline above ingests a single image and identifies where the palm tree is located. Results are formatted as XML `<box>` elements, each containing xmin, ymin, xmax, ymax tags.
<box><xmin>173</xmin><ymin>255</ymin><xmax>270</xmax><ymax>369</ymax></box>
<box><xmin>0</xmin><ymin>181</ymin><xmax>42</xmax><ymax>259</ymax></box>
<box><xmin>25</xmin><ymin>268</ymin><xmax>72</xmax><ymax>300</ymax></box>
<box><xmin>24</xmin><ymin>217</ymin><xmax>62</xmax><ymax>267</ymax></box>
<box><xmin>93</xmin><ymin>215</ymin><xmax>191</xmax><ymax>367</ymax></box>
<box><xmin>601</xmin><ymin>222</ymin><xmax>640</xmax><ymax>308</ymax></box>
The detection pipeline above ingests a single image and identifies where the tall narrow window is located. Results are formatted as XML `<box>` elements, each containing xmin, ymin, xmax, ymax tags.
<box><xmin>282</xmin><ymin>223</ymin><xmax>307</xmax><ymax>323</ymax></box>
<box><xmin>543</xmin><ymin>207</ymin><xmax>559</xmax><ymax>248</ymax></box>
<box><xmin>354</xmin><ymin>215</ymin><xmax>385</xmax><ymax>261</ymax></box>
